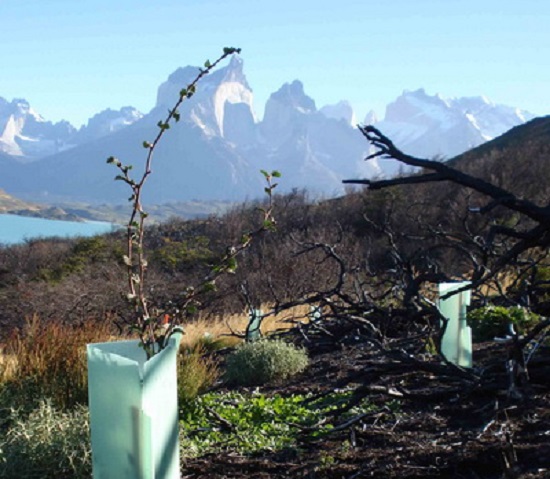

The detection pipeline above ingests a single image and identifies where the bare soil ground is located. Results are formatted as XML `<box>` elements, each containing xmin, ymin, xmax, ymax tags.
<box><xmin>182</xmin><ymin>327</ymin><xmax>550</xmax><ymax>479</ymax></box>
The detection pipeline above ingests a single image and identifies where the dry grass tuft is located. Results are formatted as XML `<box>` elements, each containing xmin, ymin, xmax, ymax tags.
<box><xmin>0</xmin><ymin>315</ymin><xmax>116</xmax><ymax>410</ymax></box>
<box><xmin>183</xmin><ymin>304</ymin><xmax>311</xmax><ymax>349</ymax></box>
<box><xmin>178</xmin><ymin>343</ymin><xmax>220</xmax><ymax>405</ymax></box>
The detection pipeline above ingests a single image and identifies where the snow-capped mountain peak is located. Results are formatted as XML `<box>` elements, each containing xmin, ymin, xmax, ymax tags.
<box><xmin>268</xmin><ymin>80</ymin><xmax>316</xmax><ymax>114</ymax></box>
<box><xmin>320</xmin><ymin>100</ymin><xmax>356</xmax><ymax>125</ymax></box>
<box><xmin>0</xmin><ymin>97</ymin><xmax>76</xmax><ymax>160</ymax></box>
<box><xmin>156</xmin><ymin>54</ymin><xmax>255</xmax><ymax>138</ymax></box>
<box><xmin>75</xmin><ymin>106</ymin><xmax>143</xmax><ymax>144</ymax></box>
<box><xmin>373</xmin><ymin>89</ymin><xmax>536</xmax><ymax>159</ymax></box>
<box><xmin>0</xmin><ymin>60</ymin><xmax>539</xmax><ymax>205</ymax></box>
<box><xmin>363</xmin><ymin>110</ymin><xmax>378</xmax><ymax>125</ymax></box>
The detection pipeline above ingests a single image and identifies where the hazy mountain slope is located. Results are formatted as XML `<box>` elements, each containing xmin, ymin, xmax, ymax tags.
<box><xmin>0</xmin><ymin>188</ymin><xmax>40</xmax><ymax>212</ymax></box>
<box><xmin>9</xmin><ymin>109</ymin><xmax>262</xmax><ymax>204</ymax></box>
<box><xmin>73</xmin><ymin>107</ymin><xmax>143</xmax><ymax>145</ymax></box>
<box><xmin>255</xmin><ymin>81</ymin><xmax>377</xmax><ymax>195</ymax></box>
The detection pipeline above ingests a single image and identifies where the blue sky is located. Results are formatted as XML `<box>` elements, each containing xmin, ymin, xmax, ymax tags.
<box><xmin>1</xmin><ymin>0</ymin><xmax>548</xmax><ymax>127</ymax></box>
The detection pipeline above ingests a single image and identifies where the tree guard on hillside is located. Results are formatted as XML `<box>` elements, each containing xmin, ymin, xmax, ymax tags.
<box><xmin>343</xmin><ymin>124</ymin><xmax>550</xmax><ymax>353</ymax></box>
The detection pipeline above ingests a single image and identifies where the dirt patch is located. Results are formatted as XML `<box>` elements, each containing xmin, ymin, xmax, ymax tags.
<box><xmin>182</xmin><ymin>333</ymin><xmax>550</xmax><ymax>478</ymax></box>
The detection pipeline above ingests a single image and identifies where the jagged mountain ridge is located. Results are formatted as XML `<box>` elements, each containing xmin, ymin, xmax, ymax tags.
<box><xmin>0</xmin><ymin>98</ymin><xmax>75</xmax><ymax>160</ymax></box>
<box><xmin>372</xmin><ymin>88</ymin><xmax>535</xmax><ymax>162</ymax></box>
<box><xmin>0</xmin><ymin>57</ymin><xmax>538</xmax><ymax>204</ymax></box>
<box><xmin>0</xmin><ymin>97</ymin><xmax>143</xmax><ymax>161</ymax></box>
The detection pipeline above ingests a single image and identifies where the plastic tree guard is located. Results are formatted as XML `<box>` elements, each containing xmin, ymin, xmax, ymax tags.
<box><xmin>309</xmin><ymin>305</ymin><xmax>322</xmax><ymax>322</ymax></box>
<box><xmin>438</xmin><ymin>282</ymin><xmax>473</xmax><ymax>368</ymax></box>
<box><xmin>87</xmin><ymin>331</ymin><xmax>183</xmax><ymax>479</ymax></box>
<box><xmin>245</xmin><ymin>309</ymin><xmax>263</xmax><ymax>342</ymax></box>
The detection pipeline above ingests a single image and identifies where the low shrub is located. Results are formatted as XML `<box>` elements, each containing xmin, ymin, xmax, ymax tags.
<box><xmin>37</xmin><ymin>236</ymin><xmax>112</xmax><ymax>283</ymax></box>
<box><xmin>467</xmin><ymin>306</ymin><xmax>540</xmax><ymax>342</ymax></box>
<box><xmin>224</xmin><ymin>339</ymin><xmax>309</xmax><ymax>386</ymax></box>
<box><xmin>0</xmin><ymin>400</ymin><xmax>91</xmax><ymax>479</ymax></box>
<box><xmin>151</xmin><ymin>236</ymin><xmax>215</xmax><ymax>273</ymax></box>
<box><xmin>178</xmin><ymin>343</ymin><xmax>220</xmax><ymax>407</ymax></box>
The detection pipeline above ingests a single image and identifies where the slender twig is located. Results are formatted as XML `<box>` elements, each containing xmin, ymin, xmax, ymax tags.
<box><xmin>107</xmin><ymin>48</ymin><xmax>255</xmax><ymax>357</ymax></box>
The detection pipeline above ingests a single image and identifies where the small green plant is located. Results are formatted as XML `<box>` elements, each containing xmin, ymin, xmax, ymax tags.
<box><xmin>179</xmin><ymin>390</ymin><xmax>377</xmax><ymax>456</ymax></box>
<box><xmin>180</xmin><ymin>392</ymin><xmax>315</xmax><ymax>455</ymax></box>
<box><xmin>225</xmin><ymin>339</ymin><xmax>309</xmax><ymax>386</ymax></box>
<box><xmin>0</xmin><ymin>400</ymin><xmax>91</xmax><ymax>479</ymax></box>
<box><xmin>467</xmin><ymin>305</ymin><xmax>539</xmax><ymax>342</ymax></box>
<box><xmin>318</xmin><ymin>452</ymin><xmax>336</xmax><ymax>470</ymax></box>
<box><xmin>424</xmin><ymin>336</ymin><xmax>438</xmax><ymax>355</ymax></box>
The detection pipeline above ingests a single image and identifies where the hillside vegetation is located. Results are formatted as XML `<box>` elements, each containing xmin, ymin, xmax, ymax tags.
<box><xmin>0</xmin><ymin>117</ymin><xmax>549</xmax><ymax>478</ymax></box>
<box><xmin>1</xmin><ymin>117</ymin><xmax>550</xmax><ymax>331</ymax></box>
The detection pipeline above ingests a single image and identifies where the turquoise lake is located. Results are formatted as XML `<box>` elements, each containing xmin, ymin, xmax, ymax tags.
<box><xmin>0</xmin><ymin>214</ymin><xmax>117</xmax><ymax>245</ymax></box>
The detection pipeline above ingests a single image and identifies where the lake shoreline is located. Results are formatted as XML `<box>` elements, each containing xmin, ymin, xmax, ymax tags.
<box><xmin>0</xmin><ymin>213</ymin><xmax>118</xmax><ymax>245</ymax></box>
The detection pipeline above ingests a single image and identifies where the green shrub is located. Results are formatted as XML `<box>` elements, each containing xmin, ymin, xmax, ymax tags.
<box><xmin>0</xmin><ymin>400</ymin><xmax>91</xmax><ymax>479</ymax></box>
<box><xmin>180</xmin><ymin>391</ymin><xmax>321</xmax><ymax>455</ymax></box>
<box><xmin>224</xmin><ymin>339</ymin><xmax>309</xmax><ymax>386</ymax></box>
<box><xmin>467</xmin><ymin>306</ymin><xmax>539</xmax><ymax>342</ymax></box>
<box><xmin>152</xmin><ymin>236</ymin><xmax>214</xmax><ymax>273</ymax></box>
<box><xmin>38</xmin><ymin>236</ymin><xmax>112</xmax><ymax>283</ymax></box>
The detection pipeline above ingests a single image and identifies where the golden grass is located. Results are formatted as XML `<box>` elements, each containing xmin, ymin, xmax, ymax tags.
<box><xmin>0</xmin><ymin>315</ymin><xmax>116</xmax><ymax>409</ymax></box>
<box><xmin>178</xmin><ymin>343</ymin><xmax>220</xmax><ymax>403</ymax></box>
<box><xmin>180</xmin><ymin>304</ymin><xmax>312</xmax><ymax>349</ymax></box>
<box><xmin>0</xmin><ymin>349</ymin><xmax>17</xmax><ymax>383</ymax></box>
<box><xmin>0</xmin><ymin>305</ymin><xmax>308</xmax><ymax>408</ymax></box>
<box><xmin>0</xmin><ymin>306</ymin><xmax>307</xmax><ymax>378</ymax></box>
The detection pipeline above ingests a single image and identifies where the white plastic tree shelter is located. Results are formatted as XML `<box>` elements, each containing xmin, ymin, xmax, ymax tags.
<box><xmin>438</xmin><ymin>282</ymin><xmax>473</xmax><ymax>368</ymax></box>
<box><xmin>87</xmin><ymin>331</ymin><xmax>183</xmax><ymax>479</ymax></box>
<box><xmin>309</xmin><ymin>305</ymin><xmax>322</xmax><ymax>322</ymax></box>
<box><xmin>245</xmin><ymin>309</ymin><xmax>263</xmax><ymax>342</ymax></box>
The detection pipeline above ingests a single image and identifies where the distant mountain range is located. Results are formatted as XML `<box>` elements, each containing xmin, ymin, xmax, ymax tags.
<box><xmin>370</xmin><ymin>89</ymin><xmax>535</xmax><ymax>164</ymax></box>
<box><xmin>0</xmin><ymin>56</ymin><xmax>538</xmax><ymax>204</ymax></box>
<box><xmin>0</xmin><ymin>97</ymin><xmax>143</xmax><ymax>161</ymax></box>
